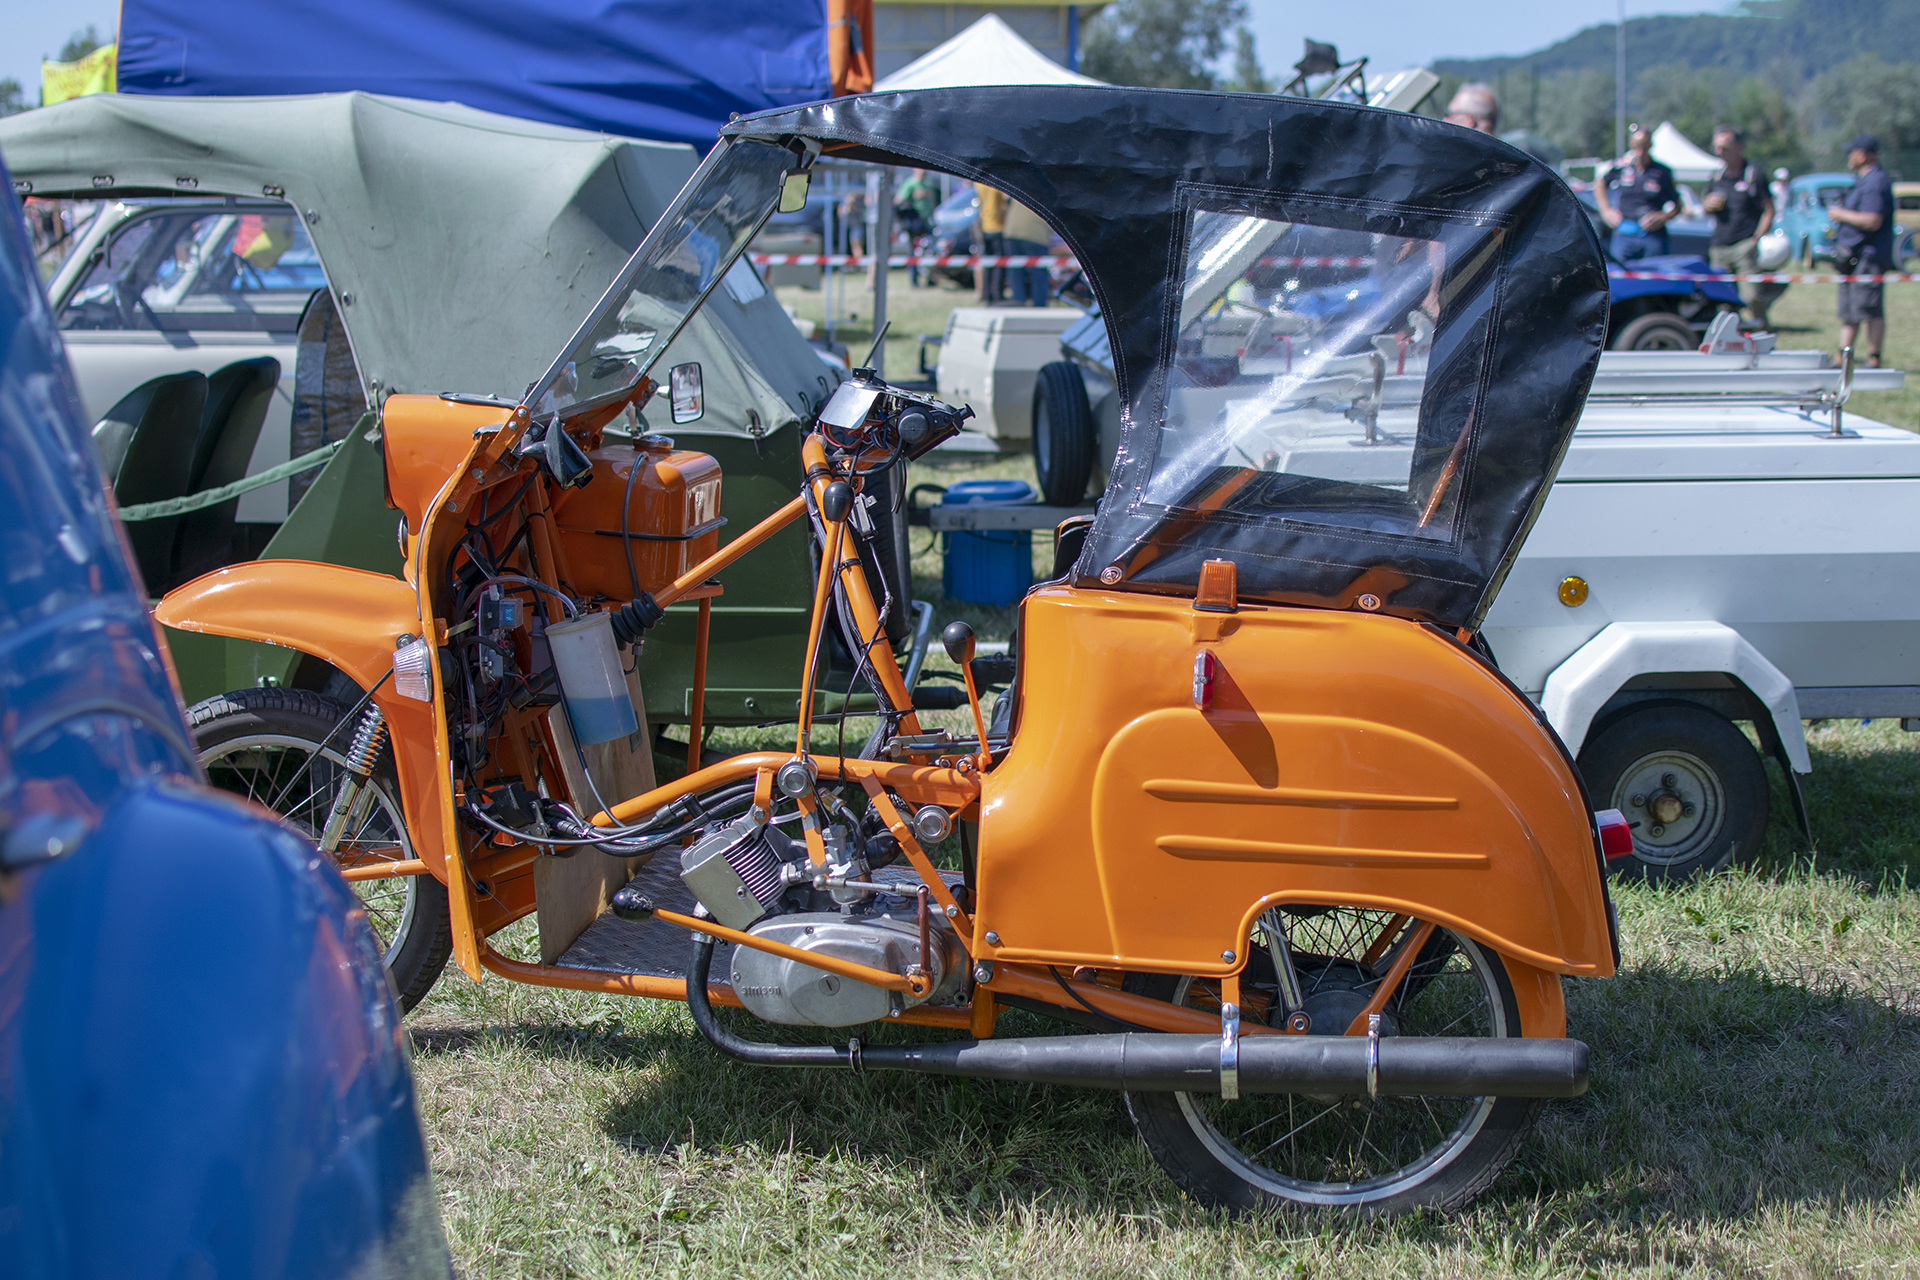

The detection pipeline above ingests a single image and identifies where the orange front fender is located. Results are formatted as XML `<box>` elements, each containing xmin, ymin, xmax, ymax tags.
<box><xmin>154</xmin><ymin>561</ymin><xmax>456</xmax><ymax>883</ymax></box>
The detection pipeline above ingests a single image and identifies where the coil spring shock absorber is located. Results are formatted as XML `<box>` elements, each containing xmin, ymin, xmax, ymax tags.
<box><xmin>318</xmin><ymin>705</ymin><xmax>389</xmax><ymax>854</ymax></box>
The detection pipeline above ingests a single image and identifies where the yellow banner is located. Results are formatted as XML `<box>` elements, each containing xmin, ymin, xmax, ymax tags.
<box><xmin>42</xmin><ymin>44</ymin><xmax>117</xmax><ymax>107</ymax></box>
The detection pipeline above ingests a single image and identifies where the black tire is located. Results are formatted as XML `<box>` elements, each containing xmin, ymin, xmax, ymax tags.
<box><xmin>189</xmin><ymin>686</ymin><xmax>452</xmax><ymax>1010</ymax></box>
<box><xmin>1122</xmin><ymin>907</ymin><xmax>1540</xmax><ymax>1218</ymax></box>
<box><xmin>1032</xmin><ymin>361</ymin><xmax>1095</xmax><ymax>506</ymax></box>
<box><xmin>1577</xmin><ymin>699</ymin><xmax>1769</xmax><ymax>883</ymax></box>
<box><xmin>1611</xmin><ymin>311</ymin><xmax>1697</xmax><ymax>352</ymax></box>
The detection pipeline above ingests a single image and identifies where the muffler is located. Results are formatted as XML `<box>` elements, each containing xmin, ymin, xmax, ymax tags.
<box><xmin>684</xmin><ymin>938</ymin><xmax>1588</xmax><ymax>1098</ymax></box>
<box><xmin>862</xmin><ymin>1031</ymin><xmax>1588</xmax><ymax>1098</ymax></box>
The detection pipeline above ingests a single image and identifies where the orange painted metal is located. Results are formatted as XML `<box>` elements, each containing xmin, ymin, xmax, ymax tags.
<box><xmin>382</xmin><ymin>396</ymin><xmax>512</xmax><ymax>538</ymax></box>
<box><xmin>340</xmin><ymin>859</ymin><xmax>429</xmax><ymax>882</ymax></box>
<box><xmin>798</xmin><ymin>435</ymin><xmax>920</xmax><ymax>730</ymax></box>
<box><xmin>859</xmin><ymin>778</ymin><xmax>971</xmax><ymax>936</ymax></box>
<box><xmin>548</xmin><ymin>441</ymin><xmax>723</xmax><ymax>599</ymax></box>
<box><xmin>654</xmin><ymin>495</ymin><xmax>806</xmax><ymax>609</ymax></box>
<box><xmin>971</xmin><ymin>587</ymin><xmax>1615</xmax><ymax>998</ymax></box>
<box><xmin>984</xmin><ymin>964</ymin><xmax>1276</xmax><ymax>1037</ymax></box>
<box><xmin>1342</xmin><ymin>919</ymin><xmax>1437</xmax><ymax>1035</ymax></box>
<box><xmin>152</xmin><ymin>561</ymin><xmax>455</xmax><ymax>885</ymax></box>
<box><xmin>647</xmin><ymin>907</ymin><xmax>929</xmax><ymax>996</ymax></box>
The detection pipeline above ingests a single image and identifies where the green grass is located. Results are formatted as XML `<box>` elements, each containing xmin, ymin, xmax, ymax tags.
<box><xmin>1755</xmin><ymin>281</ymin><xmax>1920</xmax><ymax>431</ymax></box>
<box><xmin>410</xmin><ymin>720</ymin><xmax>1920</xmax><ymax>1277</ymax></box>
<box><xmin>404</xmin><ymin>278</ymin><xmax>1920</xmax><ymax>1277</ymax></box>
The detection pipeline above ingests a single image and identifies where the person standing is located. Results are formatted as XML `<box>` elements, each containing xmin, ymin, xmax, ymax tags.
<box><xmin>974</xmin><ymin>180</ymin><xmax>1006</xmax><ymax>303</ymax></box>
<box><xmin>1827</xmin><ymin>134</ymin><xmax>1894</xmax><ymax>367</ymax></box>
<box><xmin>894</xmin><ymin>169</ymin><xmax>936</xmax><ymax>287</ymax></box>
<box><xmin>1000</xmin><ymin>198</ymin><xmax>1052</xmax><ymax>307</ymax></box>
<box><xmin>1444</xmin><ymin>83</ymin><xmax>1499</xmax><ymax>134</ymax></box>
<box><xmin>1702</xmin><ymin>125</ymin><xmax>1785</xmax><ymax>330</ymax></box>
<box><xmin>1594</xmin><ymin>127</ymin><xmax>1680</xmax><ymax>262</ymax></box>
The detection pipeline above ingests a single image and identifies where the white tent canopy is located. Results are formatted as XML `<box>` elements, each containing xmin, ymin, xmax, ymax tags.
<box><xmin>872</xmin><ymin>14</ymin><xmax>1105</xmax><ymax>92</ymax></box>
<box><xmin>1652</xmin><ymin>121</ymin><xmax>1722</xmax><ymax>183</ymax></box>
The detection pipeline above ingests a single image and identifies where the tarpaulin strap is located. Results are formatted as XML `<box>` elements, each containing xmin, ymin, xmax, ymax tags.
<box><xmin>117</xmin><ymin>439</ymin><xmax>344</xmax><ymax>522</ymax></box>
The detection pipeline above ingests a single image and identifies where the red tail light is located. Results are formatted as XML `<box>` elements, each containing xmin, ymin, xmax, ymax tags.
<box><xmin>1192</xmin><ymin>650</ymin><xmax>1216</xmax><ymax>709</ymax></box>
<box><xmin>1596</xmin><ymin>808</ymin><xmax>1635</xmax><ymax>861</ymax></box>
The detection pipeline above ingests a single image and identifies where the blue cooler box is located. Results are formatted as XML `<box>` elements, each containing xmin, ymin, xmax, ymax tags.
<box><xmin>939</xmin><ymin>479</ymin><xmax>1036</xmax><ymax>607</ymax></box>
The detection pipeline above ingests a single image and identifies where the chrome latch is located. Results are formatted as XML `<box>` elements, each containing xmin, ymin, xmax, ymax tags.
<box><xmin>1219</xmin><ymin>1002</ymin><xmax>1241</xmax><ymax>1101</ymax></box>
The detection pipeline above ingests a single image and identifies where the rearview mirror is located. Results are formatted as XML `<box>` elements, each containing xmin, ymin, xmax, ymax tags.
<box><xmin>670</xmin><ymin>362</ymin><xmax>704</xmax><ymax>423</ymax></box>
<box><xmin>778</xmin><ymin>169</ymin><xmax>811</xmax><ymax>214</ymax></box>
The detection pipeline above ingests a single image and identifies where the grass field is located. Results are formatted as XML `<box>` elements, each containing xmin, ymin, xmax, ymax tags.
<box><xmin>405</xmin><ymin>273</ymin><xmax>1920</xmax><ymax>1277</ymax></box>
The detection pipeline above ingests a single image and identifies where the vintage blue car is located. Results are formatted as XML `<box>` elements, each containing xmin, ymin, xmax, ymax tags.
<box><xmin>0</xmin><ymin>163</ymin><xmax>450</xmax><ymax>1277</ymax></box>
<box><xmin>1782</xmin><ymin>172</ymin><xmax>1856</xmax><ymax>266</ymax></box>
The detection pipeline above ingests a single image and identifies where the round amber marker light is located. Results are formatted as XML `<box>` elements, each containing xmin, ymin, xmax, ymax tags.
<box><xmin>1558</xmin><ymin>575</ymin><xmax>1590</xmax><ymax>607</ymax></box>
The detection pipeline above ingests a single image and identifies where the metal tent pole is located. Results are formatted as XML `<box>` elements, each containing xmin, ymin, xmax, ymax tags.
<box><xmin>871</xmin><ymin>166</ymin><xmax>894</xmax><ymax>375</ymax></box>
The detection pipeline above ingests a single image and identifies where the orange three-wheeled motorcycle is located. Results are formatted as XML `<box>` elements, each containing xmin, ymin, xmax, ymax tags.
<box><xmin>158</xmin><ymin>87</ymin><xmax>1625</xmax><ymax>1216</ymax></box>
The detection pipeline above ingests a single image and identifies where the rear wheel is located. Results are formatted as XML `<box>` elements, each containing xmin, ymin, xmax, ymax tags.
<box><xmin>1612</xmin><ymin>311</ymin><xmax>1697</xmax><ymax>351</ymax></box>
<box><xmin>1578</xmin><ymin>700</ymin><xmax>1769</xmax><ymax>882</ymax></box>
<box><xmin>1123</xmin><ymin>907</ymin><xmax>1539</xmax><ymax>1217</ymax></box>
<box><xmin>189</xmin><ymin>687</ymin><xmax>451</xmax><ymax>1010</ymax></box>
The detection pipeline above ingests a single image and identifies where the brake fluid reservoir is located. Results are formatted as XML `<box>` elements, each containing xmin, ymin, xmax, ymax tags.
<box><xmin>543</xmin><ymin>611</ymin><xmax>639</xmax><ymax>745</ymax></box>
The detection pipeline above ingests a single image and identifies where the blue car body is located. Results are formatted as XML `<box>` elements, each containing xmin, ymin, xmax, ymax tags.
<box><xmin>1783</xmin><ymin>172</ymin><xmax>1855</xmax><ymax>265</ymax></box>
<box><xmin>0</xmin><ymin>163</ymin><xmax>450</xmax><ymax>1277</ymax></box>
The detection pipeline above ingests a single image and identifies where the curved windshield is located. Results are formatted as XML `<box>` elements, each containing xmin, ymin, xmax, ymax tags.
<box><xmin>526</xmin><ymin>138</ymin><xmax>795</xmax><ymax>419</ymax></box>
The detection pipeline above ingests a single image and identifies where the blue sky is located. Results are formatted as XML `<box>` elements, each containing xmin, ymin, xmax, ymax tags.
<box><xmin>1239</xmin><ymin>1</ymin><xmax>1725</xmax><ymax>79</ymax></box>
<box><xmin>4</xmin><ymin>3</ymin><xmax>1727</xmax><ymax>110</ymax></box>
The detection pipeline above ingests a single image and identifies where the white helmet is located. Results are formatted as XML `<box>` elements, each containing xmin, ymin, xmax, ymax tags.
<box><xmin>1756</xmin><ymin>229</ymin><xmax>1791</xmax><ymax>271</ymax></box>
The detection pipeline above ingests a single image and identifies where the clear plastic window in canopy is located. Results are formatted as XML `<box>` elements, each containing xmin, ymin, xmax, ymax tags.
<box><xmin>1139</xmin><ymin>196</ymin><xmax>1506</xmax><ymax>544</ymax></box>
<box><xmin>529</xmin><ymin>139</ymin><xmax>795</xmax><ymax>418</ymax></box>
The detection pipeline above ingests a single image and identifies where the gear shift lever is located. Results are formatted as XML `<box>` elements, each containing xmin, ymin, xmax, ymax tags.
<box><xmin>942</xmin><ymin>621</ymin><xmax>992</xmax><ymax>770</ymax></box>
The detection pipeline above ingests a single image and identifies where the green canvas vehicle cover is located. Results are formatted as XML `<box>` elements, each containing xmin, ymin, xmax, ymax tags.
<box><xmin>0</xmin><ymin>91</ymin><xmax>832</xmax><ymax>436</ymax></box>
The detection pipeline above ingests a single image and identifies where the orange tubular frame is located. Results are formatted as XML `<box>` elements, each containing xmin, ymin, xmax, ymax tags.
<box><xmin>167</xmin><ymin>389</ymin><xmax>1597</xmax><ymax>1048</ymax></box>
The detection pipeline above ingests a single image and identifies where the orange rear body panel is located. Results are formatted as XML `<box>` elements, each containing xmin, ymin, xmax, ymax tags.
<box><xmin>973</xmin><ymin>588</ymin><xmax>1613</xmax><ymax>1002</ymax></box>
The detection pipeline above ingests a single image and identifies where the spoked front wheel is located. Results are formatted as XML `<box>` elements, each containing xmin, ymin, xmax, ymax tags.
<box><xmin>189</xmin><ymin>687</ymin><xmax>452</xmax><ymax>1011</ymax></box>
<box><xmin>1123</xmin><ymin>907</ymin><xmax>1539</xmax><ymax>1217</ymax></box>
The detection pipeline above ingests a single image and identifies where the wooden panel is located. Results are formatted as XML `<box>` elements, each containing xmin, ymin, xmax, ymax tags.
<box><xmin>535</xmin><ymin>666</ymin><xmax>658</xmax><ymax>965</ymax></box>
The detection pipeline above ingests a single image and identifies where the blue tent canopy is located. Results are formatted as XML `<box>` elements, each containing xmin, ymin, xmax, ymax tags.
<box><xmin>117</xmin><ymin>0</ymin><xmax>832</xmax><ymax>149</ymax></box>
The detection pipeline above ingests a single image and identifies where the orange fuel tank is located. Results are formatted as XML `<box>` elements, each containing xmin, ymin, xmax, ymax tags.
<box><xmin>546</xmin><ymin>437</ymin><xmax>722</xmax><ymax>601</ymax></box>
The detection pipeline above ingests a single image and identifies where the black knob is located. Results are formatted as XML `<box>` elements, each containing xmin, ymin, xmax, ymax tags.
<box><xmin>610</xmin><ymin>887</ymin><xmax>655</xmax><ymax>922</ymax></box>
<box><xmin>897</xmin><ymin>409</ymin><xmax>929</xmax><ymax>443</ymax></box>
<box><xmin>821</xmin><ymin>480</ymin><xmax>854</xmax><ymax>523</ymax></box>
<box><xmin>942</xmin><ymin>620</ymin><xmax>976</xmax><ymax>664</ymax></box>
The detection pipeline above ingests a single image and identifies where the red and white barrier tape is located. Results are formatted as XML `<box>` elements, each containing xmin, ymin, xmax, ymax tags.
<box><xmin>750</xmin><ymin>254</ymin><xmax>1076</xmax><ymax>267</ymax></box>
<box><xmin>1612</xmin><ymin>269</ymin><xmax>1920</xmax><ymax>284</ymax></box>
<box><xmin>749</xmin><ymin>253</ymin><xmax>1381</xmax><ymax>268</ymax></box>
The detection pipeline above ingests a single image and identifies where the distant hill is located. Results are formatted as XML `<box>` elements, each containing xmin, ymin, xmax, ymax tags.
<box><xmin>1433</xmin><ymin>0</ymin><xmax>1920</xmax><ymax>82</ymax></box>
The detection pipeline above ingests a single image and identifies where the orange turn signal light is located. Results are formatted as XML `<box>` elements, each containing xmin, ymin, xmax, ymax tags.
<box><xmin>1195</xmin><ymin>558</ymin><xmax>1237</xmax><ymax>613</ymax></box>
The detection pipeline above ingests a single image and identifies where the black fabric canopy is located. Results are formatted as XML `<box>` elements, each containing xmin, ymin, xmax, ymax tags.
<box><xmin>725</xmin><ymin>86</ymin><xmax>1608</xmax><ymax>628</ymax></box>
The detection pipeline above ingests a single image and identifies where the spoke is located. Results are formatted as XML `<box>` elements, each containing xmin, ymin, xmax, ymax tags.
<box><xmin>1251</xmin><ymin>1100</ymin><xmax>1344</xmax><ymax>1161</ymax></box>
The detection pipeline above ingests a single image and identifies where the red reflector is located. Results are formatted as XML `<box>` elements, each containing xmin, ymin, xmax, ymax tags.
<box><xmin>1192</xmin><ymin>650</ymin><xmax>1216</xmax><ymax>710</ymax></box>
<box><xmin>1596</xmin><ymin>808</ymin><xmax>1635</xmax><ymax>861</ymax></box>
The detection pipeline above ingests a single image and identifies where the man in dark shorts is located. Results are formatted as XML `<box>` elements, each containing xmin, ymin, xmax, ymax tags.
<box><xmin>1595</xmin><ymin>127</ymin><xmax>1679</xmax><ymax>262</ymax></box>
<box><xmin>1827</xmin><ymin>134</ymin><xmax>1895</xmax><ymax>366</ymax></box>
<box><xmin>1703</xmin><ymin>125</ymin><xmax>1785</xmax><ymax>329</ymax></box>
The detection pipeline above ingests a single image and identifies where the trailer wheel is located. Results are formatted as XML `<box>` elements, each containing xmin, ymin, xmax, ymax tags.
<box><xmin>189</xmin><ymin>687</ymin><xmax>451</xmax><ymax>1011</ymax></box>
<box><xmin>1612</xmin><ymin>312</ymin><xmax>1697</xmax><ymax>351</ymax></box>
<box><xmin>1577</xmin><ymin>700</ymin><xmax>1769</xmax><ymax>882</ymax></box>
<box><xmin>1032</xmin><ymin>361</ymin><xmax>1096</xmax><ymax>506</ymax></box>
<box><xmin>1122</xmin><ymin>907</ymin><xmax>1539</xmax><ymax>1218</ymax></box>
